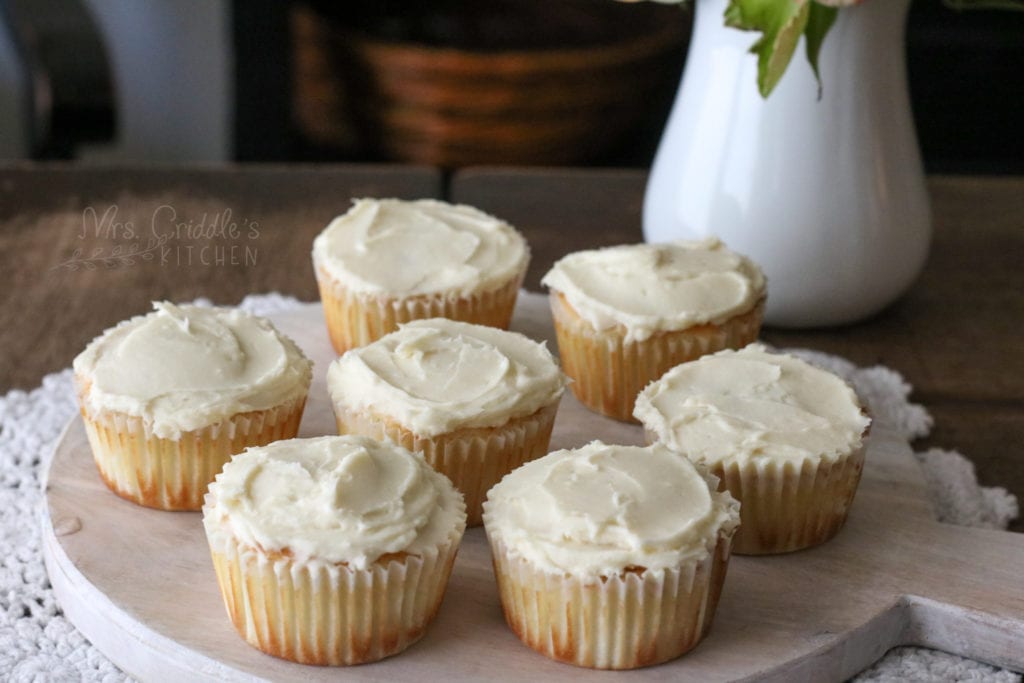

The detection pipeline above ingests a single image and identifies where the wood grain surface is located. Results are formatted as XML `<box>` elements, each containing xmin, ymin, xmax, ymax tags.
<box><xmin>3</xmin><ymin>164</ymin><xmax>1022</xmax><ymax>533</ymax></box>
<box><xmin>42</xmin><ymin>299</ymin><xmax>1024</xmax><ymax>682</ymax></box>
<box><xmin>0</xmin><ymin>164</ymin><xmax>441</xmax><ymax>388</ymax></box>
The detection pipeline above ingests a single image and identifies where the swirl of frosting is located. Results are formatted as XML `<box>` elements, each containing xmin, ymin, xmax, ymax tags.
<box><xmin>541</xmin><ymin>238</ymin><xmax>766</xmax><ymax>343</ymax></box>
<box><xmin>327</xmin><ymin>318</ymin><xmax>567</xmax><ymax>437</ymax></box>
<box><xmin>203</xmin><ymin>435</ymin><xmax>466</xmax><ymax>568</ymax></box>
<box><xmin>311</xmin><ymin>198</ymin><xmax>529</xmax><ymax>297</ymax></box>
<box><xmin>73</xmin><ymin>302</ymin><xmax>312</xmax><ymax>439</ymax></box>
<box><xmin>482</xmin><ymin>441</ymin><xmax>739</xmax><ymax>577</ymax></box>
<box><xmin>634</xmin><ymin>344</ymin><xmax>871</xmax><ymax>465</ymax></box>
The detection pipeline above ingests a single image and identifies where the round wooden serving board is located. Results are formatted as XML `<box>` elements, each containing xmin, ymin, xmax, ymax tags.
<box><xmin>42</xmin><ymin>294</ymin><xmax>1024</xmax><ymax>682</ymax></box>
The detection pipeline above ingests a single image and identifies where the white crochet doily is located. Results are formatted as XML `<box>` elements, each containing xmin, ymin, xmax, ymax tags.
<box><xmin>0</xmin><ymin>294</ymin><xmax>1018</xmax><ymax>682</ymax></box>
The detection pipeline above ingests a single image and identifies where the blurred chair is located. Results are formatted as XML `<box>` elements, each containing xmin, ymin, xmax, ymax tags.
<box><xmin>80</xmin><ymin>0</ymin><xmax>231</xmax><ymax>162</ymax></box>
<box><xmin>1</xmin><ymin>0</ymin><xmax>114</xmax><ymax>159</ymax></box>
<box><xmin>0</xmin><ymin>0</ymin><xmax>231</xmax><ymax>162</ymax></box>
<box><xmin>0</xmin><ymin>2</ymin><xmax>29</xmax><ymax>158</ymax></box>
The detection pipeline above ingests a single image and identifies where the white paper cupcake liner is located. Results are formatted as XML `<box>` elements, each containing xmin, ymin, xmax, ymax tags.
<box><xmin>549</xmin><ymin>293</ymin><xmax>764</xmax><ymax>422</ymax></box>
<box><xmin>206</xmin><ymin>525</ymin><xmax>461</xmax><ymax>665</ymax></box>
<box><xmin>715</xmin><ymin>444</ymin><xmax>867</xmax><ymax>555</ymax></box>
<box><xmin>316</xmin><ymin>265</ymin><xmax>525</xmax><ymax>354</ymax></box>
<box><xmin>484</xmin><ymin>533</ymin><xmax>733</xmax><ymax>670</ymax></box>
<box><xmin>333</xmin><ymin>401</ymin><xmax>560</xmax><ymax>527</ymax></box>
<box><xmin>77</xmin><ymin>386</ymin><xmax>307</xmax><ymax>510</ymax></box>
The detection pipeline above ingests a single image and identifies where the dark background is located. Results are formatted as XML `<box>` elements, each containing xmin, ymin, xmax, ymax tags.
<box><xmin>5</xmin><ymin>0</ymin><xmax>1023</xmax><ymax>173</ymax></box>
<box><xmin>235</xmin><ymin>0</ymin><xmax>1024</xmax><ymax>173</ymax></box>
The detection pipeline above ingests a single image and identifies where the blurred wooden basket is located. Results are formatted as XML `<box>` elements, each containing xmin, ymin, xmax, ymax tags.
<box><xmin>291</xmin><ymin>2</ymin><xmax>689</xmax><ymax>167</ymax></box>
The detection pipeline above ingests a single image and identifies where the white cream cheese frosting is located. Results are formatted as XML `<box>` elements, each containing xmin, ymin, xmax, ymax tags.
<box><xmin>312</xmin><ymin>198</ymin><xmax>529</xmax><ymax>297</ymax></box>
<box><xmin>327</xmin><ymin>318</ymin><xmax>567</xmax><ymax>437</ymax></box>
<box><xmin>203</xmin><ymin>435</ymin><xmax>466</xmax><ymax>568</ymax></box>
<box><xmin>482</xmin><ymin>441</ymin><xmax>739</xmax><ymax>578</ymax></box>
<box><xmin>634</xmin><ymin>344</ymin><xmax>871</xmax><ymax>466</ymax></box>
<box><xmin>541</xmin><ymin>238</ymin><xmax>766</xmax><ymax>343</ymax></box>
<box><xmin>73</xmin><ymin>302</ymin><xmax>312</xmax><ymax>440</ymax></box>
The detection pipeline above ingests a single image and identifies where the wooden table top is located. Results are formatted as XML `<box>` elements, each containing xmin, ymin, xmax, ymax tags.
<box><xmin>2</xmin><ymin>164</ymin><xmax>1021</xmax><ymax>531</ymax></box>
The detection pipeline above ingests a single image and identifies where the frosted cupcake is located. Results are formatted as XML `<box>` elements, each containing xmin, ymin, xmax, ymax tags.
<box><xmin>483</xmin><ymin>441</ymin><xmax>740</xmax><ymax>669</ymax></box>
<box><xmin>542</xmin><ymin>238</ymin><xmax>765</xmax><ymax>421</ymax></box>
<box><xmin>327</xmin><ymin>318</ymin><xmax>567</xmax><ymax>526</ymax></box>
<box><xmin>203</xmin><ymin>435</ymin><xmax>466</xmax><ymax>665</ymax></box>
<box><xmin>312</xmin><ymin>198</ymin><xmax>530</xmax><ymax>353</ymax></box>
<box><xmin>73</xmin><ymin>302</ymin><xmax>312</xmax><ymax>510</ymax></box>
<box><xmin>635</xmin><ymin>344</ymin><xmax>871</xmax><ymax>555</ymax></box>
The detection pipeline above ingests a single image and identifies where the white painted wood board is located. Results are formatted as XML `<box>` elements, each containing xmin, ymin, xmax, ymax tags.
<box><xmin>42</xmin><ymin>295</ymin><xmax>1024</xmax><ymax>682</ymax></box>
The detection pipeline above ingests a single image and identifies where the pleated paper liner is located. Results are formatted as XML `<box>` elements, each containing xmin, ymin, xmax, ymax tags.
<box><xmin>548</xmin><ymin>292</ymin><xmax>764</xmax><ymax>422</ymax></box>
<box><xmin>716</xmin><ymin>445</ymin><xmax>867</xmax><ymax>555</ymax></box>
<box><xmin>77</xmin><ymin>387</ymin><xmax>307</xmax><ymax>511</ymax></box>
<box><xmin>316</xmin><ymin>265</ymin><xmax>525</xmax><ymax>355</ymax></box>
<box><xmin>333</xmin><ymin>401</ymin><xmax>559</xmax><ymax>527</ymax></box>
<box><xmin>643</xmin><ymin>425</ymin><xmax>868</xmax><ymax>555</ymax></box>
<box><xmin>483</xmin><ymin>533</ymin><xmax>735</xmax><ymax>670</ymax></box>
<box><xmin>205</xmin><ymin>527</ymin><xmax>462</xmax><ymax>666</ymax></box>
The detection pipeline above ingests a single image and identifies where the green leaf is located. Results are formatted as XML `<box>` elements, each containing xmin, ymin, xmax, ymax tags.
<box><xmin>804</xmin><ymin>3</ymin><xmax>838</xmax><ymax>98</ymax></box>
<box><xmin>724</xmin><ymin>0</ymin><xmax>812</xmax><ymax>97</ymax></box>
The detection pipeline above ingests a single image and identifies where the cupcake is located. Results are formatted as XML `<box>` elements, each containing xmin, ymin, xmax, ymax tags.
<box><xmin>482</xmin><ymin>441</ymin><xmax>740</xmax><ymax>670</ymax></box>
<box><xmin>312</xmin><ymin>198</ymin><xmax>530</xmax><ymax>354</ymax></box>
<box><xmin>634</xmin><ymin>344</ymin><xmax>871</xmax><ymax>555</ymax></box>
<box><xmin>541</xmin><ymin>238</ymin><xmax>765</xmax><ymax>421</ymax></box>
<box><xmin>327</xmin><ymin>318</ymin><xmax>567</xmax><ymax>527</ymax></box>
<box><xmin>203</xmin><ymin>435</ymin><xmax>466</xmax><ymax>665</ymax></box>
<box><xmin>72</xmin><ymin>302</ymin><xmax>312</xmax><ymax>510</ymax></box>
